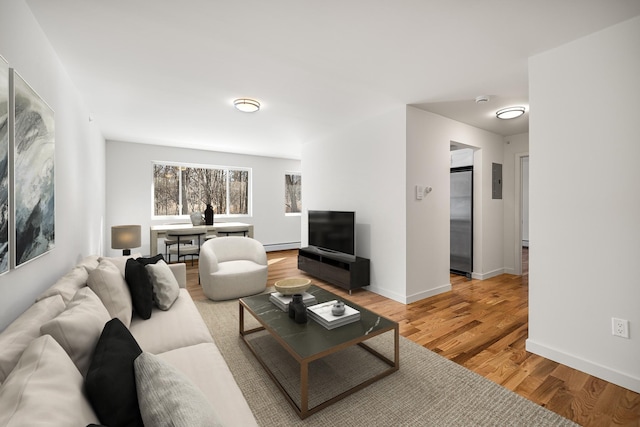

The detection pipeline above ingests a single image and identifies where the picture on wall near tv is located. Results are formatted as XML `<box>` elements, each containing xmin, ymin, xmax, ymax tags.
<box><xmin>0</xmin><ymin>56</ymin><xmax>9</xmax><ymax>274</ymax></box>
<box><xmin>13</xmin><ymin>69</ymin><xmax>55</xmax><ymax>267</ymax></box>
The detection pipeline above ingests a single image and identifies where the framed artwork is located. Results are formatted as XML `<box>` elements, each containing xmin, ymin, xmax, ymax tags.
<box><xmin>12</xmin><ymin>69</ymin><xmax>55</xmax><ymax>267</ymax></box>
<box><xmin>0</xmin><ymin>57</ymin><xmax>8</xmax><ymax>274</ymax></box>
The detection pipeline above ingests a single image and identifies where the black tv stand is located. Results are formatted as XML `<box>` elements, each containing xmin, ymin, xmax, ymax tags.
<box><xmin>298</xmin><ymin>247</ymin><xmax>370</xmax><ymax>293</ymax></box>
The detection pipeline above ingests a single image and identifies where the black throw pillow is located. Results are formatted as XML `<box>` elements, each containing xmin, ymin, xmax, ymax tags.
<box><xmin>125</xmin><ymin>254</ymin><xmax>163</xmax><ymax>319</ymax></box>
<box><xmin>85</xmin><ymin>318</ymin><xmax>144</xmax><ymax>427</ymax></box>
<box><xmin>136</xmin><ymin>254</ymin><xmax>164</xmax><ymax>266</ymax></box>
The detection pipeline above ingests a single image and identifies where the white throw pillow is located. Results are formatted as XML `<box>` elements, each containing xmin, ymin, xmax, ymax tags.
<box><xmin>40</xmin><ymin>287</ymin><xmax>111</xmax><ymax>376</ymax></box>
<box><xmin>88</xmin><ymin>259</ymin><xmax>134</xmax><ymax>326</ymax></box>
<box><xmin>134</xmin><ymin>352</ymin><xmax>222</xmax><ymax>426</ymax></box>
<box><xmin>36</xmin><ymin>265</ymin><xmax>89</xmax><ymax>304</ymax></box>
<box><xmin>77</xmin><ymin>254</ymin><xmax>100</xmax><ymax>274</ymax></box>
<box><xmin>98</xmin><ymin>253</ymin><xmax>142</xmax><ymax>276</ymax></box>
<box><xmin>0</xmin><ymin>295</ymin><xmax>66</xmax><ymax>383</ymax></box>
<box><xmin>0</xmin><ymin>335</ymin><xmax>100</xmax><ymax>426</ymax></box>
<box><xmin>146</xmin><ymin>260</ymin><xmax>180</xmax><ymax>310</ymax></box>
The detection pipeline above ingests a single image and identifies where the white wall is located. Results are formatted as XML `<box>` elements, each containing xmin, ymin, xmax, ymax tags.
<box><xmin>407</xmin><ymin>107</ymin><xmax>505</xmax><ymax>297</ymax></box>
<box><xmin>503</xmin><ymin>133</ymin><xmax>529</xmax><ymax>274</ymax></box>
<box><xmin>0</xmin><ymin>0</ymin><xmax>106</xmax><ymax>330</ymax></box>
<box><xmin>406</xmin><ymin>108</ymin><xmax>452</xmax><ymax>301</ymax></box>
<box><xmin>303</xmin><ymin>105</ymin><xmax>507</xmax><ymax>305</ymax></box>
<box><xmin>105</xmin><ymin>140</ymin><xmax>301</xmax><ymax>256</ymax></box>
<box><xmin>527</xmin><ymin>16</ymin><xmax>640</xmax><ymax>393</ymax></box>
<box><xmin>302</xmin><ymin>107</ymin><xmax>407</xmax><ymax>302</ymax></box>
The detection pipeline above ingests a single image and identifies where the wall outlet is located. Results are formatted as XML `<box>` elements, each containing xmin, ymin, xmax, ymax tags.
<box><xmin>612</xmin><ymin>317</ymin><xmax>630</xmax><ymax>339</ymax></box>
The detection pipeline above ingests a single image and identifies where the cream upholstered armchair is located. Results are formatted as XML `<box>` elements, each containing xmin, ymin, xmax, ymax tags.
<box><xmin>198</xmin><ymin>237</ymin><xmax>268</xmax><ymax>301</ymax></box>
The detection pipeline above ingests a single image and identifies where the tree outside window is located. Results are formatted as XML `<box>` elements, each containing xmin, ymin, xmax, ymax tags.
<box><xmin>229</xmin><ymin>170</ymin><xmax>249</xmax><ymax>214</ymax></box>
<box><xmin>153</xmin><ymin>165</ymin><xmax>180</xmax><ymax>215</ymax></box>
<box><xmin>152</xmin><ymin>163</ymin><xmax>249</xmax><ymax>217</ymax></box>
<box><xmin>285</xmin><ymin>173</ymin><xmax>301</xmax><ymax>214</ymax></box>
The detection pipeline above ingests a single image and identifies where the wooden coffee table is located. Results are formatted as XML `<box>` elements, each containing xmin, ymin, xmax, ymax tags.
<box><xmin>239</xmin><ymin>285</ymin><xmax>399</xmax><ymax>419</ymax></box>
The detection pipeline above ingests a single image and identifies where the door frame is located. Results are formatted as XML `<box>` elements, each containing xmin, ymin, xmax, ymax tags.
<box><xmin>513</xmin><ymin>152</ymin><xmax>529</xmax><ymax>276</ymax></box>
<box><xmin>450</xmin><ymin>165</ymin><xmax>474</xmax><ymax>278</ymax></box>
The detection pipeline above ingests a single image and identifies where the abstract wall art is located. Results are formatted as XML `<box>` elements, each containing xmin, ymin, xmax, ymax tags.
<box><xmin>0</xmin><ymin>57</ymin><xmax>9</xmax><ymax>274</ymax></box>
<box><xmin>12</xmin><ymin>70</ymin><xmax>55</xmax><ymax>267</ymax></box>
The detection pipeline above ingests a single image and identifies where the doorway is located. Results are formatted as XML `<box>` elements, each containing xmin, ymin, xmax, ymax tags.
<box><xmin>521</xmin><ymin>155</ymin><xmax>529</xmax><ymax>277</ymax></box>
<box><xmin>513</xmin><ymin>153</ymin><xmax>530</xmax><ymax>276</ymax></box>
<box><xmin>450</xmin><ymin>166</ymin><xmax>473</xmax><ymax>278</ymax></box>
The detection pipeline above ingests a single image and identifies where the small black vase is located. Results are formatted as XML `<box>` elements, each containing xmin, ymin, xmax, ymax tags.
<box><xmin>289</xmin><ymin>294</ymin><xmax>307</xmax><ymax>324</ymax></box>
<box><xmin>204</xmin><ymin>204</ymin><xmax>214</xmax><ymax>225</ymax></box>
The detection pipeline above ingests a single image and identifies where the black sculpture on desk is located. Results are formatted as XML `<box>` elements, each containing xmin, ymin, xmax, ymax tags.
<box><xmin>204</xmin><ymin>204</ymin><xmax>214</xmax><ymax>226</ymax></box>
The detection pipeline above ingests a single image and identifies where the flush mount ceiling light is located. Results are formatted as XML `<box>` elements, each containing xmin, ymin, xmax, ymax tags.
<box><xmin>496</xmin><ymin>106</ymin><xmax>525</xmax><ymax>120</ymax></box>
<box><xmin>233</xmin><ymin>98</ymin><xmax>260</xmax><ymax>113</ymax></box>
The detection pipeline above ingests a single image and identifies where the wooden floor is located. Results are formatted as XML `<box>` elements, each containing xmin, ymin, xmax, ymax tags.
<box><xmin>186</xmin><ymin>248</ymin><xmax>640</xmax><ymax>426</ymax></box>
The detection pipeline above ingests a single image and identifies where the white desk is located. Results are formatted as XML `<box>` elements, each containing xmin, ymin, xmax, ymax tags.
<box><xmin>150</xmin><ymin>222</ymin><xmax>254</xmax><ymax>257</ymax></box>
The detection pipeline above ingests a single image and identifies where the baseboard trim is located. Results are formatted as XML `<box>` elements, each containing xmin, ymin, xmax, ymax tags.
<box><xmin>472</xmin><ymin>268</ymin><xmax>504</xmax><ymax>280</ymax></box>
<box><xmin>364</xmin><ymin>285</ymin><xmax>404</xmax><ymax>304</ymax></box>
<box><xmin>364</xmin><ymin>282</ymin><xmax>452</xmax><ymax>305</ymax></box>
<box><xmin>405</xmin><ymin>283</ymin><xmax>452</xmax><ymax>304</ymax></box>
<box><xmin>526</xmin><ymin>338</ymin><xmax>640</xmax><ymax>393</ymax></box>
<box><xmin>264</xmin><ymin>242</ymin><xmax>301</xmax><ymax>252</ymax></box>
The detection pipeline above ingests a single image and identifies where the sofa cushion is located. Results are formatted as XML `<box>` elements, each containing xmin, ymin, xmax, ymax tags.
<box><xmin>36</xmin><ymin>265</ymin><xmax>88</xmax><ymax>304</ymax></box>
<box><xmin>158</xmin><ymin>343</ymin><xmax>258</xmax><ymax>426</ymax></box>
<box><xmin>134</xmin><ymin>352</ymin><xmax>222</xmax><ymax>426</ymax></box>
<box><xmin>85</xmin><ymin>318</ymin><xmax>144</xmax><ymax>427</ymax></box>
<box><xmin>0</xmin><ymin>335</ymin><xmax>100</xmax><ymax>426</ymax></box>
<box><xmin>0</xmin><ymin>294</ymin><xmax>66</xmax><ymax>383</ymax></box>
<box><xmin>129</xmin><ymin>289</ymin><xmax>213</xmax><ymax>354</ymax></box>
<box><xmin>167</xmin><ymin>262</ymin><xmax>187</xmax><ymax>289</ymax></box>
<box><xmin>40</xmin><ymin>287</ymin><xmax>111</xmax><ymax>376</ymax></box>
<box><xmin>98</xmin><ymin>253</ymin><xmax>142</xmax><ymax>276</ymax></box>
<box><xmin>88</xmin><ymin>259</ymin><xmax>133</xmax><ymax>327</ymax></box>
<box><xmin>146</xmin><ymin>260</ymin><xmax>180</xmax><ymax>310</ymax></box>
<box><xmin>77</xmin><ymin>254</ymin><xmax>100</xmax><ymax>273</ymax></box>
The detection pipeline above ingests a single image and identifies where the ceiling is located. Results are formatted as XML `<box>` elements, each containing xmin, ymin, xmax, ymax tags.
<box><xmin>25</xmin><ymin>1</ymin><xmax>640</xmax><ymax>159</ymax></box>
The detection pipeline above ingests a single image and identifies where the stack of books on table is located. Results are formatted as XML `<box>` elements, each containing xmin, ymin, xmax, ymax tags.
<box><xmin>307</xmin><ymin>300</ymin><xmax>360</xmax><ymax>330</ymax></box>
<box><xmin>269</xmin><ymin>292</ymin><xmax>317</xmax><ymax>312</ymax></box>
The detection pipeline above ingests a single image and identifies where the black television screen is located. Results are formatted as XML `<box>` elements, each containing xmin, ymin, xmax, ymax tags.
<box><xmin>308</xmin><ymin>210</ymin><xmax>355</xmax><ymax>258</ymax></box>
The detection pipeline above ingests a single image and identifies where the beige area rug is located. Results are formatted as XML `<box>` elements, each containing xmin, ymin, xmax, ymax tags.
<box><xmin>195</xmin><ymin>295</ymin><xmax>577</xmax><ymax>427</ymax></box>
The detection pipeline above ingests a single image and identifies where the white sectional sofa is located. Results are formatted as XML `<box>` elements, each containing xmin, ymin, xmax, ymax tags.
<box><xmin>0</xmin><ymin>254</ymin><xmax>258</xmax><ymax>426</ymax></box>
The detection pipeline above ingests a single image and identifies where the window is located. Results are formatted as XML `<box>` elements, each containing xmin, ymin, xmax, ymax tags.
<box><xmin>153</xmin><ymin>162</ymin><xmax>250</xmax><ymax>217</ymax></box>
<box><xmin>285</xmin><ymin>173</ymin><xmax>301</xmax><ymax>214</ymax></box>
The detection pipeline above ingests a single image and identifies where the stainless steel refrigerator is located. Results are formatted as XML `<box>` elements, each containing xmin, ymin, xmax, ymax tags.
<box><xmin>450</xmin><ymin>167</ymin><xmax>473</xmax><ymax>278</ymax></box>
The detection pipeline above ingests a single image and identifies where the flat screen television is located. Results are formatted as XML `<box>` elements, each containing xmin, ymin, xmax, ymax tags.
<box><xmin>308</xmin><ymin>210</ymin><xmax>355</xmax><ymax>260</ymax></box>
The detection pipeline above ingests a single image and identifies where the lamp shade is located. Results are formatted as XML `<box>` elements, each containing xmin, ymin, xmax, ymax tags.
<box><xmin>111</xmin><ymin>225</ymin><xmax>141</xmax><ymax>253</ymax></box>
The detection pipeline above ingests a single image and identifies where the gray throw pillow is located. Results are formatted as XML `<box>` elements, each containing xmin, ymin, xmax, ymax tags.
<box><xmin>134</xmin><ymin>352</ymin><xmax>222</xmax><ymax>426</ymax></box>
<box><xmin>145</xmin><ymin>260</ymin><xmax>180</xmax><ymax>310</ymax></box>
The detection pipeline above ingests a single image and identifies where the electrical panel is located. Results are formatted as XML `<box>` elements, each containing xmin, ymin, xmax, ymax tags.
<box><xmin>492</xmin><ymin>163</ymin><xmax>502</xmax><ymax>199</ymax></box>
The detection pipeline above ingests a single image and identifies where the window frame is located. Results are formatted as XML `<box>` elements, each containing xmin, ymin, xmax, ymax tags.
<box><xmin>151</xmin><ymin>160</ymin><xmax>252</xmax><ymax>219</ymax></box>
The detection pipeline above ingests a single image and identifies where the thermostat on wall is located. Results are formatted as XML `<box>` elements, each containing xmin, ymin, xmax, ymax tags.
<box><xmin>416</xmin><ymin>185</ymin><xmax>432</xmax><ymax>200</ymax></box>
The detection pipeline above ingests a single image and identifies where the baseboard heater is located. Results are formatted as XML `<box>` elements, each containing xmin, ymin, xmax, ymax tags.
<box><xmin>263</xmin><ymin>242</ymin><xmax>301</xmax><ymax>252</ymax></box>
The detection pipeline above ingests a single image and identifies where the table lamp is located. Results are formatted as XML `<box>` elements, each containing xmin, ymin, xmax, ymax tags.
<box><xmin>111</xmin><ymin>225</ymin><xmax>141</xmax><ymax>256</ymax></box>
